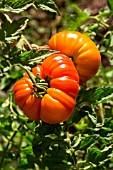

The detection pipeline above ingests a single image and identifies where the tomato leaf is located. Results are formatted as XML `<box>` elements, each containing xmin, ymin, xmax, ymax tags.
<box><xmin>62</xmin><ymin>4</ymin><xmax>89</xmax><ymax>30</ymax></box>
<box><xmin>79</xmin><ymin>87</ymin><xmax>113</xmax><ymax>103</ymax></box>
<box><xmin>71</xmin><ymin>107</ymin><xmax>88</xmax><ymax>123</ymax></box>
<box><xmin>1</xmin><ymin>0</ymin><xmax>32</xmax><ymax>8</ymax></box>
<box><xmin>35</xmin><ymin>0</ymin><xmax>60</xmax><ymax>15</ymax></box>
<box><xmin>71</xmin><ymin>135</ymin><xmax>81</xmax><ymax>149</ymax></box>
<box><xmin>107</xmin><ymin>0</ymin><xmax>113</xmax><ymax>11</ymax></box>
<box><xmin>9</xmin><ymin>48</ymin><xmax>58</xmax><ymax>66</ymax></box>
<box><xmin>72</xmin><ymin>105</ymin><xmax>97</xmax><ymax>125</ymax></box>
<box><xmin>0</xmin><ymin>13</ymin><xmax>28</xmax><ymax>42</ymax></box>
<box><xmin>87</xmin><ymin>118</ymin><xmax>113</xmax><ymax>138</ymax></box>
<box><xmin>0</xmin><ymin>0</ymin><xmax>60</xmax><ymax>14</ymax></box>
<box><xmin>33</xmin><ymin>136</ymin><xmax>52</xmax><ymax>158</ymax></box>
<box><xmin>80</xmin><ymin>136</ymin><xmax>95</xmax><ymax>150</ymax></box>
<box><xmin>35</xmin><ymin>124</ymin><xmax>61</xmax><ymax>137</ymax></box>
<box><xmin>87</xmin><ymin>145</ymin><xmax>112</xmax><ymax>166</ymax></box>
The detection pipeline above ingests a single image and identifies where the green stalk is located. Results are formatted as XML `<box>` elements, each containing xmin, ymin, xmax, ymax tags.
<box><xmin>16</xmin><ymin>63</ymin><xmax>48</xmax><ymax>97</ymax></box>
<box><xmin>0</xmin><ymin>123</ymin><xmax>22</xmax><ymax>169</ymax></box>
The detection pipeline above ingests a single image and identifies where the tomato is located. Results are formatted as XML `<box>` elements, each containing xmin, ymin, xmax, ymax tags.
<box><xmin>13</xmin><ymin>77</ymin><xmax>41</xmax><ymax>120</ymax></box>
<box><xmin>40</xmin><ymin>88</ymin><xmax>75</xmax><ymax>124</ymax></box>
<box><xmin>13</xmin><ymin>53</ymin><xmax>79</xmax><ymax>124</ymax></box>
<box><xmin>41</xmin><ymin>53</ymin><xmax>79</xmax><ymax>98</ymax></box>
<box><xmin>49</xmin><ymin>31</ymin><xmax>101</xmax><ymax>84</ymax></box>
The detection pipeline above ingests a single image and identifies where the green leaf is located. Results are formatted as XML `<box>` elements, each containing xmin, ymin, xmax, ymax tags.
<box><xmin>0</xmin><ymin>14</ymin><xmax>28</xmax><ymax>42</ymax></box>
<box><xmin>9</xmin><ymin>48</ymin><xmax>58</xmax><ymax>66</ymax></box>
<box><xmin>71</xmin><ymin>107</ymin><xmax>88</xmax><ymax>123</ymax></box>
<box><xmin>80</xmin><ymin>136</ymin><xmax>95</xmax><ymax>150</ymax></box>
<box><xmin>62</xmin><ymin>4</ymin><xmax>89</xmax><ymax>30</ymax></box>
<box><xmin>35</xmin><ymin>124</ymin><xmax>61</xmax><ymax>137</ymax></box>
<box><xmin>27</xmin><ymin>154</ymin><xmax>39</xmax><ymax>168</ymax></box>
<box><xmin>0</xmin><ymin>3</ymin><xmax>33</xmax><ymax>13</ymax></box>
<box><xmin>32</xmin><ymin>136</ymin><xmax>52</xmax><ymax>158</ymax></box>
<box><xmin>72</xmin><ymin>105</ymin><xmax>97</xmax><ymax>124</ymax></box>
<box><xmin>42</xmin><ymin>157</ymin><xmax>70</xmax><ymax>170</ymax></box>
<box><xmin>98</xmin><ymin>136</ymin><xmax>109</xmax><ymax>145</ymax></box>
<box><xmin>35</xmin><ymin>0</ymin><xmax>60</xmax><ymax>15</ymax></box>
<box><xmin>21</xmin><ymin>146</ymin><xmax>33</xmax><ymax>155</ymax></box>
<box><xmin>97</xmin><ymin>127</ymin><xmax>112</xmax><ymax>137</ymax></box>
<box><xmin>72</xmin><ymin>135</ymin><xmax>81</xmax><ymax>149</ymax></box>
<box><xmin>0</xmin><ymin>0</ymin><xmax>60</xmax><ymax>14</ymax></box>
<box><xmin>6</xmin><ymin>0</ymin><xmax>32</xmax><ymax>8</ymax></box>
<box><xmin>79</xmin><ymin>87</ymin><xmax>113</xmax><ymax>103</ymax></box>
<box><xmin>107</xmin><ymin>0</ymin><xmax>113</xmax><ymax>11</ymax></box>
<box><xmin>87</xmin><ymin>145</ymin><xmax>112</xmax><ymax>165</ymax></box>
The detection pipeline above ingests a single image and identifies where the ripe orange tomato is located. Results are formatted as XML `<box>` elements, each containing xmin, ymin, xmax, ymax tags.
<box><xmin>13</xmin><ymin>53</ymin><xmax>79</xmax><ymax>124</ymax></box>
<box><xmin>49</xmin><ymin>31</ymin><xmax>101</xmax><ymax>84</ymax></box>
<box><xmin>13</xmin><ymin>77</ymin><xmax>41</xmax><ymax>120</ymax></box>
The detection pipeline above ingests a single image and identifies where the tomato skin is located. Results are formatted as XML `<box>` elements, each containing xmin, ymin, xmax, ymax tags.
<box><xmin>40</xmin><ymin>88</ymin><xmax>75</xmax><ymax>124</ymax></box>
<box><xmin>49</xmin><ymin>31</ymin><xmax>101</xmax><ymax>84</ymax></box>
<box><xmin>13</xmin><ymin>54</ymin><xmax>79</xmax><ymax>123</ymax></box>
<box><xmin>50</xmin><ymin>76</ymin><xmax>79</xmax><ymax>98</ymax></box>
<box><xmin>41</xmin><ymin>53</ymin><xmax>79</xmax><ymax>98</ymax></box>
<box><xmin>42</xmin><ymin>53</ymin><xmax>79</xmax><ymax>82</ymax></box>
<box><xmin>13</xmin><ymin>78</ymin><xmax>41</xmax><ymax>120</ymax></box>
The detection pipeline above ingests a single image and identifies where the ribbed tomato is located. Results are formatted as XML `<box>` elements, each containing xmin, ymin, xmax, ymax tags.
<box><xmin>13</xmin><ymin>77</ymin><xmax>41</xmax><ymax>120</ymax></box>
<box><xmin>49</xmin><ymin>31</ymin><xmax>101</xmax><ymax>84</ymax></box>
<box><xmin>13</xmin><ymin>53</ymin><xmax>79</xmax><ymax>124</ymax></box>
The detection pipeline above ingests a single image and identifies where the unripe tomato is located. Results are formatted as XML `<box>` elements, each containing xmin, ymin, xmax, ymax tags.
<box><xmin>49</xmin><ymin>31</ymin><xmax>101</xmax><ymax>84</ymax></box>
<box><xmin>13</xmin><ymin>53</ymin><xmax>79</xmax><ymax>124</ymax></box>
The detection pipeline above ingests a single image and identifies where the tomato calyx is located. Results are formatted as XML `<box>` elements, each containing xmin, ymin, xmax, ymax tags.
<box><xmin>17</xmin><ymin>64</ymin><xmax>48</xmax><ymax>98</ymax></box>
<box><xmin>33</xmin><ymin>74</ymin><xmax>48</xmax><ymax>98</ymax></box>
<box><xmin>44</xmin><ymin>75</ymin><xmax>52</xmax><ymax>84</ymax></box>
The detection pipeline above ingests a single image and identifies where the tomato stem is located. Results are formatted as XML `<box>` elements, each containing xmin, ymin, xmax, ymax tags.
<box><xmin>31</xmin><ymin>44</ymin><xmax>50</xmax><ymax>50</ymax></box>
<box><xmin>17</xmin><ymin>64</ymin><xmax>36</xmax><ymax>84</ymax></box>
<box><xmin>16</xmin><ymin>63</ymin><xmax>48</xmax><ymax>98</ymax></box>
<box><xmin>0</xmin><ymin>123</ymin><xmax>22</xmax><ymax>169</ymax></box>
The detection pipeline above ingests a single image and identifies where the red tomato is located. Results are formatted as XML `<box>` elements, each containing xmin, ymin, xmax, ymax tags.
<box><xmin>13</xmin><ymin>54</ymin><xmax>79</xmax><ymax>123</ymax></box>
<box><xmin>49</xmin><ymin>31</ymin><xmax>101</xmax><ymax>84</ymax></box>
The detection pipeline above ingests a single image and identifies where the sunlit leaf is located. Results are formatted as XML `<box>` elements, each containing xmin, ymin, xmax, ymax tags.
<box><xmin>80</xmin><ymin>136</ymin><xmax>95</xmax><ymax>150</ymax></box>
<box><xmin>62</xmin><ymin>4</ymin><xmax>89</xmax><ymax>30</ymax></box>
<box><xmin>107</xmin><ymin>0</ymin><xmax>113</xmax><ymax>11</ymax></box>
<box><xmin>87</xmin><ymin>145</ymin><xmax>112</xmax><ymax>165</ymax></box>
<box><xmin>0</xmin><ymin>14</ymin><xmax>28</xmax><ymax>42</ymax></box>
<box><xmin>79</xmin><ymin>87</ymin><xmax>113</xmax><ymax>103</ymax></box>
<box><xmin>0</xmin><ymin>0</ymin><xmax>59</xmax><ymax>14</ymax></box>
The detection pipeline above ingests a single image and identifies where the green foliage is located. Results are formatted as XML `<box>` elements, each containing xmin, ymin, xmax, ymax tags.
<box><xmin>62</xmin><ymin>4</ymin><xmax>89</xmax><ymax>30</ymax></box>
<box><xmin>0</xmin><ymin>0</ymin><xmax>60</xmax><ymax>14</ymax></box>
<box><xmin>107</xmin><ymin>0</ymin><xmax>113</xmax><ymax>11</ymax></box>
<box><xmin>0</xmin><ymin>0</ymin><xmax>113</xmax><ymax>170</ymax></box>
<box><xmin>78</xmin><ymin>87</ymin><xmax>113</xmax><ymax>103</ymax></box>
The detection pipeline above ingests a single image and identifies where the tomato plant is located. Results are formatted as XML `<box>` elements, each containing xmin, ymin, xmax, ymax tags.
<box><xmin>13</xmin><ymin>53</ymin><xmax>79</xmax><ymax>124</ymax></box>
<box><xmin>1</xmin><ymin>1</ymin><xmax>113</xmax><ymax>170</ymax></box>
<box><xmin>49</xmin><ymin>31</ymin><xmax>101</xmax><ymax>84</ymax></box>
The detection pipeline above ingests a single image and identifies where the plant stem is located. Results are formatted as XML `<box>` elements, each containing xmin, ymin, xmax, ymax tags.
<box><xmin>98</xmin><ymin>103</ymin><xmax>104</xmax><ymax>123</ymax></box>
<box><xmin>16</xmin><ymin>64</ymin><xmax>48</xmax><ymax>97</ymax></box>
<box><xmin>0</xmin><ymin>123</ymin><xmax>22</xmax><ymax>169</ymax></box>
<box><xmin>17</xmin><ymin>64</ymin><xmax>36</xmax><ymax>85</ymax></box>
